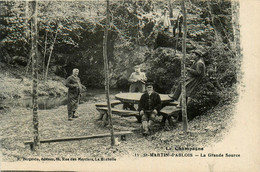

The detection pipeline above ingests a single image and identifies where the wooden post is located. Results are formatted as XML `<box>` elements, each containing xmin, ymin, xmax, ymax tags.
<box><xmin>181</xmin><ymin>0</ymin><xmax>188</xmax><ymax>132</ymax></box>
<box><xmin>103</xmin><ymin>0</ymin><xmax>115</xmax><ymax>146</ymax></box>
<box><xmin>31</xmin><ymin>0</ymin><xmax>40</xmax><ymax>151</ymax></box>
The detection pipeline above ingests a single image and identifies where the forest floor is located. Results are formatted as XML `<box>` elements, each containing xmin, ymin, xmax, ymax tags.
<box><xmin>0</xmin><ymin>93</ymin><xmax>236</xmax><ymax>162</ymax></box>
<box><xmin>0</xmin><ymin>63</ymin><xmax>237</xmax><ymax>162</ymax></box>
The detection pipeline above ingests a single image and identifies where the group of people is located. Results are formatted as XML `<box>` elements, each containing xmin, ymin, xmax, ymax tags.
<box><xmin>65</xmin><ymin>51</ymin><xmax>206</xmax><ymax>136</ymax></box>
<box><xmin>162</xmin><ymin>7</ymin><xmax>183</xmax><ymax>37</ymax></box>
<box><xmin>128</xmin><ymin>52</ymin><xmax>205</xmax><ymax>135</ymax></box>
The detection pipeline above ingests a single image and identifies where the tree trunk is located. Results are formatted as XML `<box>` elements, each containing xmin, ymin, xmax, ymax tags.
<box><xmin>231</xmin><ymin>1</ymin><xmax>240</xmax><ymax>56</ymax></box>
<box><xmin>181</xmin><ymin>0</ymin><xmax>188</xmax><ymax>132</ymax></box>
<box><xmin>45</xmin><ymin>26</ymin><xmax>59</xmax><ymax>80</ymax></box>
<box><xmin>31</xmin><ymin>0</ymin><xmax>40</xmax><ymax>151</ymax></box>
<box><xmin>43</xmin><ymin>31</ymin><xmax>48</xmax><ymax>78</ymax></box>
<box><xmin>103</xmin><ymin>0</ymin><xmax>115</xmax><ymax>146</ymax></box>
<box><xmin>25</xmin><ymin>1</ymin><xmax>32</xmax><ymax>76</ymax></box>
<box><xmin>169</xmin><ymin>0</ymin><xmax>173</xmax><ymax>18</ymax></box>
<box><xmin>175</xmin><ymin>15</ymin><xmax>180</xmax><ymax>54</ymax></box>
<box><xmin>25</xmin><ymin>47</ymin><xmax>32</xmax><ymax>76</ymax></box>
<box><xmin>25</xmin><ymin>0</ymin><xmax>29</xmax><ymax>40</ymax></box>
<box><xmin>25</xmin><ymin>2</ymin><xmax>33</xmax><ymax>77</ymax></box>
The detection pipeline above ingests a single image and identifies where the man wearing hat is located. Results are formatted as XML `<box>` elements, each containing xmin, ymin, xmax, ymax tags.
<box><xmin>65</xmin><ymin>68</ymin><xmax>82</xmax><ymax>121</ymax></box>
<box><xmin>169</xmin><ymin>51</ymin><xmax>206</xmax><ymax>105</ymax></box>
<box><xmin>138</xmin><ymin>81</ymin><xmax>162</xmax><ymax>136</ymax></box>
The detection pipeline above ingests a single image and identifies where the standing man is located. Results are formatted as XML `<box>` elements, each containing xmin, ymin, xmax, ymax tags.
<box><xmin>168</xmin><ymin>52</ymin><xmax>206</xmax><ymax>105</ymax></box>
<box><xmin>138</xmin><ymin>81</ymin><xmax>162</xmax><ymax>136</ymax></box>
<box><xmin>129</xmin><ymin>65</ymin><xmax>147</xmax><ymax>93</ymax></box>
<box><xmin>124</xmin><ymin>65</ymin><xmax>147</xmax><ymax>110</ymax></box>
<box><xmin>65</xmin><ymin>68</ymin><xmax>82</xmax><ymax>121</ymax></box>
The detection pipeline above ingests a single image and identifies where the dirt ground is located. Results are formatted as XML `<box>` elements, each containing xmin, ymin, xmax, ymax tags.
<box><xmin>0</xmin><ymin>95</ymin><xmax>235</xmax><ymax>162</ymax></box>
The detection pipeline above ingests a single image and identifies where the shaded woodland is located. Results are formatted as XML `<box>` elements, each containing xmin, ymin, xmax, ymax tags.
<box><xmin>0</xmin><ymin>0</ymin><xmax>241</xmax><ymax>118</ymax></box>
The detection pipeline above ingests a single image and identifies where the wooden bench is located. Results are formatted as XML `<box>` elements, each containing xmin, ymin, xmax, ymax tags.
<box><xmin>167</xmin><ymin>101</ymin><xmax>179</xmax><ymax>106</ymax></box>
<box><xmin>96</xmin><ymin>107</ymin><xmax>142</xmax><ymax>124</ymax></box>
<box><xmin>159</xmin><ymin>106</ymin><xmax>181</xmax><ymax>126</ymax></box>
<box><xmin>24</xmin><ymin>131</ymin><xmax>133</xmax><ymax>150</ymax></box>
<box><xmin>95</xmin><ymin>100</ymin><xmax>122</xmax><ymax>108</ymax></box>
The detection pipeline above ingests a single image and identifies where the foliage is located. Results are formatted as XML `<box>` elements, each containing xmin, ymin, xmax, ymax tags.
<box><xmin>0</xmin><ymin>0</ymin><xmax>241</xmax><ymax>117</ymax></box>
<box><xmin>0</xmin><ymin>69</ymin><xmax>67</xmax><ymax>100</ymax></box>
<box><xmin>0</xmin><ymin>1</ymin><xmax>108</xmax><ymax>86</ymax></box>
<box><xmin>140</xmin><ymin>0</ymin><xmax>241</xmax><ymax>117</ymax></box>
<box><xmin>145</xmin><ymin>47</ymin><xmax>181</xmax><ymax>93</ymax></box>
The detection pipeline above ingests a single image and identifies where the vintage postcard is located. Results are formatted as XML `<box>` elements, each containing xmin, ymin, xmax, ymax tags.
<box><xmin>0</xmin><ymin>0</ymin><xmax>259</xmax><ymax>171</ymax></box>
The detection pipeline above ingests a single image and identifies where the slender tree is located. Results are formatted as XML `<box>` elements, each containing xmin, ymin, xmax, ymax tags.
<box><xmin>181</xmin><ymin>0</ymin><xmax>188</xmax><ymax>132</ymax></box>
<box><xmin>42</xmin><ymin>31</ymin><xmax>48</xmax><ymax>78</ymax></box>
<box><xmin>174</xmin><ymin>14</ymin><xmax>180</xmax><ymax>54</ymax></box>
<box><xmin>231</xmin><ymin>1</ymin><xmax>240</xmax><ymax>56</ymax></box>
<box><xmin>25</xmin><ymin>1</ymin><xmax>31</xmax><ymax>76</ymax></box>
<box><xmin>103</xmin><ymin>0</ymin><xmax>115</xmax><ymax>146</ymax></box>
<box><xmin>31</xmin><ymin>0</ymin><xmax>40</xmax><ymax>151</ymax></box>
<box><xmin>45</xmin><ymin>24</ymin><xmax>60</xmax><ymax>80</ymax></box>
<box><xmin>25</xmin><ymin>0</ymin><xmax>33</xmax><ymax>76</ymax></box>
<box><xmin>168</xmin><ymin>0</ymin><xmax>173</xmax><ymax>18</ymax></box>
<box><xmin>25</xmin><ymin>0</ymin><xmax>29</xmax><ymax>39</ymax></box>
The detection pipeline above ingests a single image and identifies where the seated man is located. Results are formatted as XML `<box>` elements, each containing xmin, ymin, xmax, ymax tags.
<box><xmin>138</xmin><ymin>81</ymin><xmax>162</xmax><ymax>136</ymax></box>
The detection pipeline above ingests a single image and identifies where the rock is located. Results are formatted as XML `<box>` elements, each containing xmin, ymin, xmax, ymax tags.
<box><xmin>114</xmin><ymin>137</ymin><xmax>121</xmax><ymax>146</ymax></box>
<box><xmin>10</xmin><ymin>56</ymin><xmax>27</xmax><ymax>66</ymax></box>
<box><xmin>155</xmin><ymin>31</ymin><xmax>177</xmax><ymax>49</ymax></box>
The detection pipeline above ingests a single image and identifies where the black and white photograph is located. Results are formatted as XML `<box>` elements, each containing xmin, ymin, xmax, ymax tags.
<box><xmin>0</xmin><ymin>0</ymin><xmax>259</xmax><ymax>171</ymax></box>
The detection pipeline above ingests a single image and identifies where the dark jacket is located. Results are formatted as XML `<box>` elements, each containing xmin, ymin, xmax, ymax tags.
<box><xmin>185</xmin><ymin>58</ymin><xmax>205</xmax><ymax>96</ymax></box>
<box><xmin>172</xmin><ymin>58</ymin><xmax>206</xmax><ymax>99</ymax></box>
<box><xmin>65</xmin><ymin>75</ymin><xmax>82</xmax><ymax>97</ymax></box>
<box><xmin>138</xmin><ymin>91</ymin><xmax>162</xmax><ymax>113</ymax></box>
